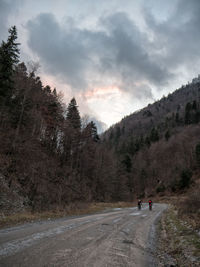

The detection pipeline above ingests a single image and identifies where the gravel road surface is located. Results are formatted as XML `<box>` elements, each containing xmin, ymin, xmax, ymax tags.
<box><xmin>0</xmin><ymin>203</ymin><xmax>167</xmax><ymax>267</ymax></box>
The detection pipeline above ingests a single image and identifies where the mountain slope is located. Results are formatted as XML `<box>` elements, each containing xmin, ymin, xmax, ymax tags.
<box><xmin>104</xmin><ymin>81</ymin><xmax>200</xmax><ymax>146</ymax></box>
<box><xmin>102</xmin><ymin>78</ymin><xmax>200</xmax><ymax>198</ymax></box>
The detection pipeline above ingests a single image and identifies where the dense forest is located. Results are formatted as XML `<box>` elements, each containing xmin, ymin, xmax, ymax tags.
<box><xmin>0</xmin><ymin>27</ymin><xmax>200</xmax><ymax>213</ymax></box>
<box><xmin>0</xmin><ymin>27</ymin><xmax>117</xmax><ymax>211</ymax></box>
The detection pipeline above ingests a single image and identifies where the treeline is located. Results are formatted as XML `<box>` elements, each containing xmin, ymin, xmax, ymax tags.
<box><xmin>108</xmin><ymin>99</ymin><xmax>200</xmax><ymax>157</ymax></box>
<box><xmin>0</xmin><ymin>26</ymin><xmax>120</xmax><ymax>210</ymax></box>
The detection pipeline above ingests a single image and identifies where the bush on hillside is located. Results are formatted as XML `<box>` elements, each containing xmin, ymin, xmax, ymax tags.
<box><xmin>156</xmin><ymin>184</ymin><xmax>166</xmax><ymax>193</ymax></box>
<box><xmin>179</xmin><ymin>169</ymin><xmax>192</xmax><ymax>189</ymax></box>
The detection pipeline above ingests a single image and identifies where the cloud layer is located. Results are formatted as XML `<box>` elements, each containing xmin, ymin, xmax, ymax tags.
<box><xmin>144</xmin><ymin>0</ymin><xmax>200</xmax><ymax>71</ymax></box>
<box><xmin>25</xmin><ymin>0</ymin><xmax>200</xmax><ymax>104</ymax></box>
<box><xmin>26</xmin><ymin>11</ymin><xmax>174</xmax><ymax>100</ymax></box>
<box><xmin>1</xmin><ymin>0</ymin><xmax>200</xmax><ymax>126</ymax></box>
<box><xmin>0</xmin><ymin>0</ymin><xmax>24</xmax><ymax>40</ymax></box>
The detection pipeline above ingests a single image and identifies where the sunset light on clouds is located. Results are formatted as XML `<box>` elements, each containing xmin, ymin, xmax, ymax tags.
<box><xmin>83</xmin><ymin>85</ymin><xmax>151</xmax><ymax>126</ymax></box>
<box><xmin>1</xmin><ymin>0</ymin><xmax>200</xmax><ymax>131</ymax></box>
<box><xmin>85</xmin><ymin>86</ymin><xmax>120</xmax><ymax>98</ymax></box>
<box><xmin>85</xmin><ymin>86</ymin><xmax>126</xmax><ymax>126</ymax></box>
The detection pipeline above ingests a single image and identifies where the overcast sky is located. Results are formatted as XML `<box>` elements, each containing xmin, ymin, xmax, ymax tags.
<box><xmin>1</xmin><ymin>0</ymin><xmax>200</xmax><ymax>131</ymax></box>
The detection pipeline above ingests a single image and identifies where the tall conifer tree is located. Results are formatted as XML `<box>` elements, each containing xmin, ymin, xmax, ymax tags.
<box><xmin>67</xmin><ymin>98</ymin><xmax>81</xmax><ymax>130</ymax></box>
<box><xmin>0</xmin><ymin>26</ymin><xmax>20</xmax><ymax>106</ymax></box>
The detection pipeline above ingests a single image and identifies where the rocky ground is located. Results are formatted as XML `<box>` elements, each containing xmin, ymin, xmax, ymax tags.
<box><xmin>0</xmin><ymin>174</ymin><xmax>26</xmax><ymax>219</ymax></box>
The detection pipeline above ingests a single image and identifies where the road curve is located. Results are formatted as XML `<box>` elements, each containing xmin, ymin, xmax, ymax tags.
<box><xmin>0</xmin><ymin>203</ymin><xmax>167</xmax><ymax>267</ymax></box>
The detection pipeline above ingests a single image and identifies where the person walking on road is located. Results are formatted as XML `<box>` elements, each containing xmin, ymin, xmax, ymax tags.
<box><xmin>149</xmin><ymin>199</ymin><xmax>153</xmax><ymax>210</ymax></box>
<box><xmin>138</xmin><ymin>199</ymin><xmax>142</xmax><ymax>210</ymax></box>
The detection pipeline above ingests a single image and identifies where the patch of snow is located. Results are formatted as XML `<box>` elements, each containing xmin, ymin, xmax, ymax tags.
<box><xmin>130</xmin><ymin>212</ymin><xmax>141</xmax><ymax>216</ymax></box>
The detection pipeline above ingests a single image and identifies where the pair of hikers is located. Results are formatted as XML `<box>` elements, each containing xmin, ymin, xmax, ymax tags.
<box><xmin>137</xmin><ymin>199</ymin><xmax>153</xmax><ymax>210</ymax></box>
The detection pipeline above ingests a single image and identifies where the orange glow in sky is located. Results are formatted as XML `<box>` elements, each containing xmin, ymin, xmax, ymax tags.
<box><xmin>84</xmin><ymin>85</ymin><xmax>121</xmax><ymax>99</ymax></box>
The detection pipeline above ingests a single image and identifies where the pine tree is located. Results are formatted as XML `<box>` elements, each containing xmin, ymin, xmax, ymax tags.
<box><xmin>64</xmin><ymin>98</ymin><xmax>81</xmax><ymax>169</ymax></box>
<box><xmin>139</xmin><ymin>169</ymin><xmax>147</xmax><ymax>196</ymax></box>
<box><xmin>109</xmin><ymin>130</ymin><xmax>113</xmax><ymax>140</ymax></box>
<box><xmin>150</xmin><ymin>127</ymin><xmax>159</xmax><ymax>142</ymax></box>
<box><xmin>90</xmin><ymin>121</ymin><xmax>99</xmax><ymax>142</ymax></box>
<box><xmin>128</xmin><ymin>138</ymin><xmax>136</xmax><ymax>155</ymax></box>
<box><xmin>179</xmin><ymin>169</ymin><xmax>192</xmax><ymax>189</ymax></box>
<box><xmin>82</xmin><ymin>121</ymin><xmax>100</xmax><ymax>143</ymax></box>
<box><xmin>184</xmin><ymin>102</ymin><xmax>192</xmax><ymax>124</ymax></box>
<box><xmin>0</xmin><ymin>26</ymin><xmax>20</xmax><ymax>106</ymax></box>
<box><xmin>86</xmin><ymin>121</ymin><xmax>100</xmax><ymax>142</ymax></box>
<box><xmin>145</xmin><ymin>136</ymin><xmax>151</xmax><ymax>147</ymax></box>
<box><xmin>165</xmin><ymin>129</ymin><xmax>170</xmax><ymax>141</ymax></box>
<box><xmin>11</xmin><ymin>62</ymin><xmax>29</xmax><ymax>148</ymax></box>
<box><xmin>114</xmin><ymin>126</ymin><xmax>121</xmax><ymax>148</ymax></box>
<box><xmin>192</xmin><ymin>100</ymin><xmax>197</xmax><ymax>110</ymax></box>
<box><xmin>66</xmin><ymin>98</ymin><xmax>81</xmax><ymax>130</ymax></box>
<box><xmin>42</xmin><ymin>85</ymin><xmax>63</xmax><ymax>150</ymax></box>
<box><xmin>115</xmin><ymin>126</ymin><xmax>121</xmax><ymax>139</ymax></box>
<box><xmin>175</xmin><ymin>112</ymin><xmax>180</xmax><ymax>124</ymax></box>
<box><xmin>121</xmin><ymin>154</ymin><xmax>132</xmax><ymax>173</ymax></box>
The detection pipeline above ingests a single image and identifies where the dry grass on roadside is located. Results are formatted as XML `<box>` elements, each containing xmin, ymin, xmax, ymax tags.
<box><xmin>0</xmin><ymin>201</ymin><xmax>135</xmax><ymax>228</ymax></box>
<box><xmin>158</xmin><ymin>205</ymin><xmax>200</xmax><ymax>266</ymax></box>
<box><xmin>177</xmin><ymin>185</ymin><xmax>200</xmax><ymax>229</ymax></box>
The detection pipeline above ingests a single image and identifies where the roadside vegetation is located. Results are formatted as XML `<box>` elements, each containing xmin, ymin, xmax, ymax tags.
<box><xmin>158</xmin><ymin>206</ymin><xmax>200</xmax><ymax>266</ymax></box>
<box><xmin>157</xmin><ymin>184</ymin><xmax>200</xmax><ymax>266</ymax></box>
<box><xmin>178</xmin><ymin>187</ymin><xmax>200</xmax><ymax>230</ymax></box>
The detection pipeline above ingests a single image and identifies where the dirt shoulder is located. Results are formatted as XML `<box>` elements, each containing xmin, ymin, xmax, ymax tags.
<box><xmin>157</xmin><ymin>205</ymin><xmax>200</xmax><ymax>266</ymax></box>
<box><xmin>0</xmin><ymin>202</ymin><xmax>134</xmax><ymax>229</ymax></box>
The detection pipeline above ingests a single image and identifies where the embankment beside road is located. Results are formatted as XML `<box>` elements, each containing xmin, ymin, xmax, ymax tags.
<box><xmin>157</xmin><ymin>205</ymin><xmax>200</xmax><ymax>266</ymax></box>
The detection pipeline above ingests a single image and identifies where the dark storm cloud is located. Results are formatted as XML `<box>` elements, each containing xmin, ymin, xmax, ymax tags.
<box><xmin>26</xmin><ymin>11</ymin><xmax>173</xmax><ymax>99</ymax></box>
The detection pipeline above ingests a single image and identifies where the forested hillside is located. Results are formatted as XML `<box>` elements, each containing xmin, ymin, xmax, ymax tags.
<box><xmin>1</xmin><ymin>26</ymin><xmax>200</xmax><ymax>214</ymax></box>
<box><xmin>0</xmin><ymin>27</ymin><xmax>117</xmax><ymax>212</ymax></box>
<box><xmin>103</xmin><ymin>76</ymin><xmax>200</xmax><ymax>198</ymax></box>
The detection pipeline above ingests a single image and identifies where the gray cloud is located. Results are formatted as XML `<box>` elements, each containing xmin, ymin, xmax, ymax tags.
<box><xmin>26</xmin><ymin>11</ymin><xmax>174</xmax><ymax>101</ymax></box>
<box><xmin>144</xmin><ymin>0</ymin><xmax>200</xmax><ymax>71</ymax></box>
<box><xmin>0</xmin><ymin>0</ymin><xmax>24</xmax><ymax>40</ymax></box>
<box><xmin>2</xmin><ymin>0</ymin><xmax>200</xmax><ymax>126</ymax></box>
<box><xmin>0</xmin><ymin>0</ymin><xmax>14</xmax><ymax>39</ymax></box>
<box><xmin>25</xmin><ymin>0</ymin><xmax>200</xmax><ymax>103</ymax></box>
<box><xmin>99</xmin><ymin>13</ymin><xmax>172</xmax><ymax>86</ymax></box>
<box><xmin>27</xmin><ymin>13</ymin><xmax>90</xmax><ymax>89</ymax></box>
<box><xmin>1</xmin><ymin>0</ymin><xmax>200</xmax><ymax>104</ymax></box>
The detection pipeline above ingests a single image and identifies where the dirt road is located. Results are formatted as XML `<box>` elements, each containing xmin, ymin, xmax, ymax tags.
<box><xmin>0</xmin><ymin>203</ymin><xmax>167</xmax><ymax>266</ymax></box>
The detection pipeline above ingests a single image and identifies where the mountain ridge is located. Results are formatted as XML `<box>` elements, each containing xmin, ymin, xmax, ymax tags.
<box><xmin>101</xmin><ymin>77</ymin><xmax>200</xmax><ymax>200</ymax></box>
